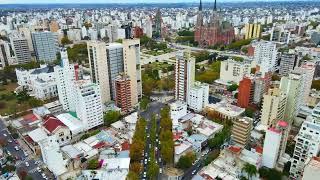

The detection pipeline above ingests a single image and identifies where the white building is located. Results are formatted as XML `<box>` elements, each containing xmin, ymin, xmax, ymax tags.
<box><xmin>16</xmin><ymin>65</ymin><xmax>58</xmax><ymax>100</ymax></box>
<box><xmin>39</xmin><ymin>136</ymin><xmax>68</xmax><ymax>177</ymax></box>
<box><xmin>175</xmin><ymin>51</ymin><xmax>195</xmax><ymax>102</ymax></box>
<box><xmin>55</xmin><ymin>49</ymin><xmax>103</xmax><ymax>130</ymax></box>
<box><xmin>0</xmin><ymin>40</ymin><xmax>15</xmax><ymax>69</ymax></box>
<box><xmin>219</xmin><ymin>59</ymin><xmax>251</xmax><ymax>84</ymax></box>
<box><xmin>187</xmin><ymin>82</ymin><xmax>209</xmax><ymax>112</ymax></box>
<box><xmin>262</xmin><ymin>127</ymin><xmax>282</xmax><ymax>168</ymax></box>
<box><xmin>74</xmin><ymin>80</ymin><xmax>104</xmax><ymax>130</ymax></box>
<box><xmin>293</xmin><ymin>62</ymin><xmax>315</xmax><ymax>104</ymax></box>
<box><xmin>31</xmin><ymin>31</ymin><xmax>59</xmax><ymax>63</ymax></box>
<box><xmin>253</xmin><ymin>40</ymin><xmax>277</xmax><ymax>76</ymax></box>
<box><xmin>290</xmin><ymin>115</ymin><xmax>320</xmax><ymax>179</ymax></box>
<box><xmin>170</xmin><ymin>101</ymin><xmax>187</xmax><ymax>127</ymax></box>
<box><xmin>302</xmin><ymin>157</ymin><xmax>320</xmax><ymax>180</ymax></box>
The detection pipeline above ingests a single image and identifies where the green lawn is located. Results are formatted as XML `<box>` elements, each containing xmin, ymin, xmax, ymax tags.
<box><xmin>144</xmin><ymin>48</ymin><xmax>175</xmax><ymax>56</ymax></box>
<box><xmin>0</xmin><ymin>83</ymin><xmax>32</xmax><ymax>116</ymax></box>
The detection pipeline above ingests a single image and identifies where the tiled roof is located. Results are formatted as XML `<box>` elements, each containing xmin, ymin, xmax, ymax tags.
<box><xmin>43</xmin><ymin>115</ymin><xmax>66</xmax><ymax>133</ymax></box>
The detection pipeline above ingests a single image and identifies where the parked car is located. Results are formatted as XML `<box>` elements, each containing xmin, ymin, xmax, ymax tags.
<box><xmin>25</xmin><ymin>162</ymin><xmax>29</xmax><ymax>167</ymax></box>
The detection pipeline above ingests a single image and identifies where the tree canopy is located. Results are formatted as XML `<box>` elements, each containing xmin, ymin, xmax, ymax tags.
<box><xmin>103</xmin><ymin>110</ymin><xmax>121</xmax><ymax>127</ymax></box>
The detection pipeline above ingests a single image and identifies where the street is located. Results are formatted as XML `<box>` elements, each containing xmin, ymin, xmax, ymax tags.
<box><xmin>0</xmin><ymin>118</ymin><xmax>53</xmax><ymax>180</ymax></box>
<box><xmin>140</xmin><ymin>101</ymin><xmax>166</xmax><ymax>179</ymax></box>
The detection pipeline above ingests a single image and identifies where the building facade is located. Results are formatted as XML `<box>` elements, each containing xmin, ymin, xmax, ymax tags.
<box><xmin>219</xmin><ymin>59</ymin><xmax>251</xmax><ymax>84</ymax></box>
<box><xmin>231</xmin><ymin>117</ymin><xmax>252</xmax><ymax>147</ymax></box>
<box><xmin>175</xmin><ymin>51</ymin><xmax>195</xmax><ymax>102</ymax></box>
<box><xmin>194</xmin><ymin>0</ymin><xmax>234</xmax><ymax>47</ymax></box>
<box><xmin>123</xmin><ymin>39</ymin><xmax>142</xmax><ymax>107</ymax></box>
<box><xmin>245</xmin><ymin>23</ymin><xmax>261</xmax><ymax>39</ymax></box>
<box><xmin>114</xmin><ymin>74</ymin><xmax>132</xmax><ymax>113</ymax></box>
<box><xmin>32</xmin><ymin>31</ymin><xmax>58</xmax><ymax>63</ymax></box>
<box><xmin>187</xmin><ymin>82</ymin><xmax>209</xmax><ymax>112</ymax></box>
<box><xmin>237</xmin><ymin>77</ymin><xmax>254</xmax><ymax>108</ymax></box>
<box><xmin>253</xmin><ymin>40</ymin><xmax>278</xmax><ymax>76</ymax></box>
<box><xmin>11</xmin><ymin>36</ymin><xmax>32</xmax><ymax>64</ymax></box>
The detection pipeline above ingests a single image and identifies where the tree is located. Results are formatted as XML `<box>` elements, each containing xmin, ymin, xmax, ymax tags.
<box><xmin>87</xmin><ymin>159</ymin><xmax>99</xmax><ymax>170</ymax></box>
<box><xmin>258</xmin><ymin>167</ymin><xmax>282</xmax><ymax>180</ymax></box>
<box><xmin>147</xmin><ymin>159</ymin><xmax>159</xmax><ymax>179</ymax></box>
<box><xmin>244</xmin><ymin>108</ymin><xmax>255</xmax><ymax>118</ymax></box>
<box><xmin>0</xmin><ymin>137</ymin><xmax>7</xmax><ymax>147</ymax></box>
<box><xmin>16</xmin><ymin>88</ymin><xmax>30</xmax><ymax>102</ymax></box>
<box><xmin>271</xmin><ymin>74</ymin><xmax>280</xmax><ymax>81</ymax></box>
<box><xmin>61</xmin><ymin>36</ymin><xmax>72</xmax><ymax>45</ymax></box>
<box><xmin>242</xmin><ymin>163</ymin><xmax>257</xmax><ymax>180</ymax></box>
<box><xmin>227</xmin><ymin>84</ymin><xmax>238</xmax><ymax>92</ymax></box>
<box><xmin>312</xmin><ymin>80</ymin><xmax>320</xmax><ymax>90</ymax></box>
<box><xmin>103</xmin><ymin>110</ymin><xmax>121</xmax><ymax>127</ymax></box>
<box><xmin>193</xmin><ymin>51</ymin><xmax>210</xmax><ymax>63</ymax></box>
<box><xmin>176</xmin><ymin>151</ymin><xmax>196</xmax><ymax>170</ymax></box>
<box><xmin>28</xmin><ymin>97</ymin><xmax>44</xmax><ymax>108</ymax></box>
<box><xmin>130</xmin><ymin>162</ymin><xmax>142</xmax><ymax>174</ymax></box>
<box><xmin>17</xmin><ymin>169</ymin><xmax>28</xmax><ymax>179</ymax></box>
<box><xmin>127</xmin><ymin>171</ymin><xmax>139</xmax><ymax>180</ymax></box>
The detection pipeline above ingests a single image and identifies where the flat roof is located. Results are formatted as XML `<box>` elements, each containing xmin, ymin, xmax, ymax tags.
<box><xmin>56</xmin><ymin>113</ymin><xmax>84</xmax><ymax>135</ymax></box>
<box><xmin>27</xmin><ymin>128</ymin><xmax>48</xmax><ymax>143</ymax></box>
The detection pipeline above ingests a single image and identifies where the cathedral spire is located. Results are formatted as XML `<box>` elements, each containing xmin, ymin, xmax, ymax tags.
<box><xmin>199</xmin><ymin>0</ymin><xmax>202</xmax><ymax>11</ymax></box>
<box><xmin>214</xmin><ymin>0</ymin><xmax>217</xmax><ymax>11</ymax></box>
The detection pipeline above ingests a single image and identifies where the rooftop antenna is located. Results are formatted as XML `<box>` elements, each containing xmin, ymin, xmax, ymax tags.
<box><xmin>214</xmin><ymin>0</ymin><xmax>217</xmax><ymax>11</ymax></box>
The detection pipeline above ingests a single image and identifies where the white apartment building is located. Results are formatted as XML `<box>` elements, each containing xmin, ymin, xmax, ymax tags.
<box><xmin>290</xmin><ymin>115</ymin><xmax>320</xmax><ymax>179</ymax></box>
<box><xmin>74</xmin><ymin>81</ymin><xmax>104</xmax><ymax>130</ymax></box>
<box><xmin>260</xmin><ymin>88</ymin><xmax>287</xmax><ymax>128</ymax></box>
<box><xmin>16</xmin><ymin>65</ymin><xmax>58</xmax><ymax>100</ymax></box>
<box><xmin>67</xmin><ymin>29</ymin><xmax>82</xmax><ymax>42</ymax></box>
<box><xmin>175</xmin><ymin>51</ymin><xmax>195</xmax><ymax>102</ymax></box>
<box><xmin>293</xmin><ymin>62</ymin><xmax>315</xmax><ymax>104</ymax></box>
<box><xmin>123</xmin><ymin>39</ymin><xmax>142</xmax><ymax>107</ymax></box>
<box><xmin>219</xmin><ymin>59</ymin><xmax>251</xmax><ymax>84</ymax></box>
<box><xmin>302</xmin><ymin>157</ymin><xmax>320</xmax><ymax>180</ymax></box>
<box><xmin>187</xmin><ymin>82</ymin><xmax>209</xmax><ymax>112</ymax></box>
<box><xmin>54</xmin><ymin>49</ymin><xmax>77</xmax><ymax>111</ymax></box>
<box><xmin>252</xmin><ymin>40</ymin><xmax>277</xmax><ymax>76</ymax></box>
<box><xmin>262</xmin><ymin>127</ymin><xmax>282</xmax><ymax>168</ymax></box>
<box><xmin>55</xmin><ymin>49</ymin><xmax>103</xmax><ymax>130</ymax></box>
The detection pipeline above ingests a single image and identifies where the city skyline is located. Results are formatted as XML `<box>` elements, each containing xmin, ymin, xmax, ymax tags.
<box><xmin>0</xmin><ymin>0</ymin><xmax>317</xmax><ymax>4</ymax></box>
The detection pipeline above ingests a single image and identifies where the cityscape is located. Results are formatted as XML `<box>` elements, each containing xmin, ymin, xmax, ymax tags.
<box><xmin>0</xmin><ymin>0</ymin><xmax>320</xmax><ymax>180</ymax></box>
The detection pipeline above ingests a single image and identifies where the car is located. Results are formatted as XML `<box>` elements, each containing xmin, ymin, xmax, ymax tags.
<box><xmin>7</xmin><ymin>151</ymin><xmax>11</xmax><ymax>156</ymax></box>
<box><xmin>25</xmin><ymin>162</ymin><xmax>29</xmax><ymax>167</ymax></box>
<box><xmin>147</xmin><ymin>135</ymin><xmax>150</xmax><ymax>138</ymax></box>
<box><xmin>23</xmin><ymin>151</ymin><xmax>28</xmax><ymax>156</ymax></box>
<box><xmin>37</xmin><ymin>167</ymin><xmax>42</xmax><ymax>172</ymax></box>
<box><xmin>192</xmin><ymin>170</ymin><xmax>197</xmax><ymax>175</ymax></box>
<box><xmin>41</xmin><ymin>173</ymin><xmax>47</xmax><ymax>179</ymax></box>
<box><xmin>159</xmin><ymin>168</ymin><xmax>162</xmax><ymax>173</ymax></box>
<box><xmin>159</xmin><ymin>158</ymin><xmax>162</xmax><ymax>162</ymax></box>
<box><xmin>8</xmin><ymin>139</ymin><xmax>12</xmax><ymax>143</ymax></box>
<box><xmin>3</xmin><ymin>133</ymin><xmax>7</xmax><ymax>137</ymax></box>
<box><xmin>14</xmin><ymin>146</ymin><xmax>19</xmax><ymax>151</ymax></box>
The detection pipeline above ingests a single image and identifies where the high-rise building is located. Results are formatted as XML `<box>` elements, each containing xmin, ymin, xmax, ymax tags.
<box><xmin>280</xmin><ymin>73</ymin><xmax>303</xmax><ymax>122</ymax></box>
<box><xmin>294</xmin><ymin>62</ymin><xmax>315</xmax><ymax>104</ymax></box>
<box><xmin>106</xmin><ymin>43</ymin><xmax>124</xmax><ymax>99</ymax></box>
<box><xmin>279</xmin><ymin>52</ymin><xmax>298</xmax><ymax>76</ymax></box>
<box><xmin>174</xmin><ymin>51</ymin><xmax>195</xmax><ymax>102</ymax></box>
<box><xmin>195</xmin><ymin>0</ymin><xmax>235</xmax><ymax>47</ymax></box>
<box><xmin>18</xmin><ymin>27</ymin><xmax>34</xmax><ymax>52</ymax></box>
<box><xmin>32</xmin><ymin>31</ymin><xmax>58</xmax><ymax>63</ymax></box>
<box><xmin>231</xmin><ymin>117</ymin><xmax>253</xmax><ymax>147</ymax></box>
<box><xmin>302</xmin><ymin>157</ymin><xmax>320</xmax><ymax>180</ymax></box>
<box><xmin>270</xmin><ymin>26</ymin><xmax>291</xmax><ymax>44</ymax></box>
<box><xmin>87</xmin><ymin>41</ymin><xmax>111</xmax><ymax>104</ymax></box>
<box><xmin>253</xmin><ymin>40</ymin><xmax>278</xmax><ymax>76</ymax></box>
<box><xmin>154</xmin><ymin>9</ymin><xmax>162</xmax><ymax>38</ymax></box>
<box><xmin>11</xmin><ymin>36</ymin><xmax>32</xmax><ymax>64</ymax></box>
<box><xmin>245</xmin><ymin>23</ymin><xmax>261</xmax><ymax>39</ymax></box>
<box><xmin>115</xmin><ymin>74</ymin><xmax>132</xmax><ymax>113</ymax></box>
<box><xmin>74</xmin><ymin>80</ymin><xmax>103</xmax><ymax>129</ymax></box>
<box><xmin>290</xmin><ymin>115</ymin><xmax>320</xmax><ymax>179</ymax></box>
<box><xmin>262</xmin><ymin>127</ymin><xmax>282</xmax><ymax>168</ymax></box>
<box><xmin>54</xmin><ymin>49</ymin><xmax>76</xmax><ymax>111</ymax></box>
<box><xmin>55</xmin><ymin>49</ymin><xmax>103</xmax><ymax>130</ymax></box>
<box><xmin>0</xmin><ymin>40</ymin><xmax>13</xmax><ymax>69</ymax></box>
<box><xmin>49</xmin><ymin>20</ymin><xmax>59</xmax><ymax>32</ymax></box>
<box><xmin>123</xmin><ymin>39</ymin><xmax>142</xmax><ymax>107</ymax></box>
<box><xmin>261</xmin><ymin>88</ymin><xmax>287</xmax><ymax>127</ymax></box>
<box><xmin>219</xmin><ymin>59</ymin><xmax>251</xmax><ymax>84</ymax></box>
<box><xmin>237</xmin><ymin>77</ymin><xmax>254</xmax><ymax>108</ymax></box>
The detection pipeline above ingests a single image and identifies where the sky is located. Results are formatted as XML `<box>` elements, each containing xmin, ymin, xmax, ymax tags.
<box><xmin>0</xmin><ymin>0</ymin><xmax>315</xmax><ymax>4</ymax></box>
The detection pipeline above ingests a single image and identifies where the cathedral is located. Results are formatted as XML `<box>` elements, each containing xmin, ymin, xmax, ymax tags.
<box><xmin>194</xmin><ymin>0</ymin><xmax>235</xmax><ymax>47</ymax></box>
